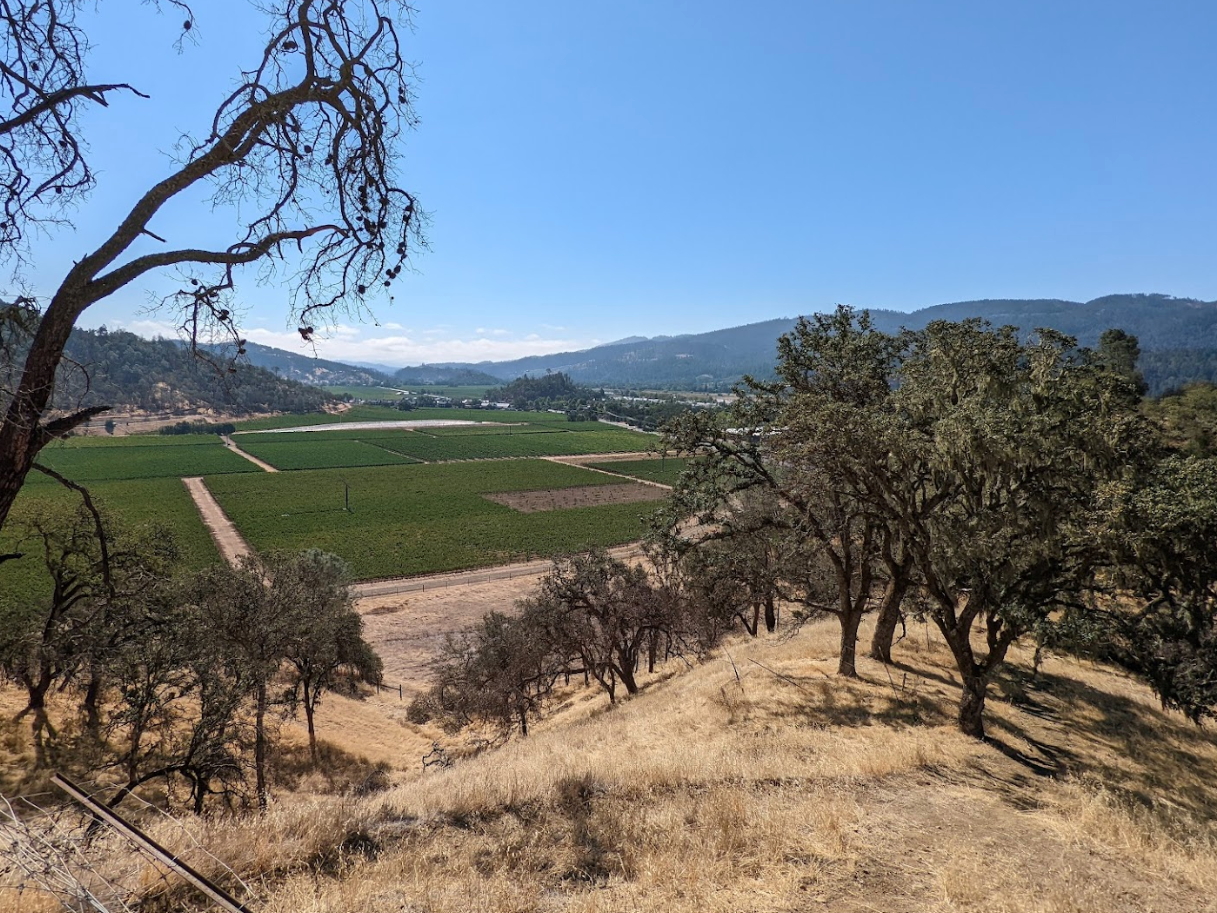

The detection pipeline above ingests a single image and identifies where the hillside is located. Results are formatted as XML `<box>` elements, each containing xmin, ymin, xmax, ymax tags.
<box><xmin>9</xmin><ymin>574</ymin><xmax>1217</xmax><ymax>910</ymax></box>
<box><xmin>8</xmin><ymin>609</ymin><xmax>1217</xmax><ymax>912</ymax></box>
<box><xmin>393</xmin><ymin>365</ymin><xmax>504</xmax><ymax>386</ymax></box>
<box><xmin>228</xmin><ymin>341</ymin><xmax>392</xmax><ymax>387</ymax></box>
<box><xmin>50</xmin><ymin>329</ymin><xmax>332</xmax><ymax>414</ymax></box>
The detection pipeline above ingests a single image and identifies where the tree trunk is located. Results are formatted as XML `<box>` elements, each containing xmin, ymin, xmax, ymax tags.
<box><xmin>518</xmin><ymin>707</ymin><xmax>528</xmax><ymax>737</ymax></box>
<box><xmin>764</xmin><ymin>595</ymin><xmax>777</xmax><ymax>633</ymax></box>
<box><xmin>869</xmin><ymin>576</ymin><xmax>909</xmax><ymax>664</ymax></box>
<box><xmin>304</xmin><ymin>697</ymin><xmax>318</xmax><ymax>761</ymax></box>
<box><xmin>255</xmin><ymin>682</ymin><xmax>268</xmax><ymax>811</ymax></box>
<box><xmin>837</xmin><ymin>609</ymin><xmax>864</xmax><ymax>678</ymax></box>
<box><xmin>22</xmin><ymin>676</ymin><xmax>55</xmax><ymax>767</ymax></box>
<box><xmin>83</xmin><ymin>668</ymin><xmax>103</xmax><ymax>737</ymax></box>
<box><xmin>958</xmin><ymin>672</ymin><xmax>988</xmax><ymax>740</ymax></box>
<box><xmin>618</xmin><ymin>661</ymin><xmax>639</xmax><ymax>696</ymax></box>
<box><xmin>0</xmin><ymin>300</ymin><xmax>84</xmax><ymax>532</ymax></box>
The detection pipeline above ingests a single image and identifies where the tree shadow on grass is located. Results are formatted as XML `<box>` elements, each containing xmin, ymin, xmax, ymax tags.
<box><xmin>1010</xmin><ymin>666</ymin><xmax>1217</xmax><ymax>822</ymax></box>
<box><xmin>271</xmin><ymin>739</ymin><xmax>392</xmax><ymax>797</ymax></box>
<box><xmin>741</xmin><ymin>665</ymin><xmax>952</xmax><ymax>732</ymax></box>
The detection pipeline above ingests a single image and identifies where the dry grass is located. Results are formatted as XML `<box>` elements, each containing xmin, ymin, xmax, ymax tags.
<box><xmin>7</xmin><ymin>616</ymin><xmax>1217</xmax><ymax>912</ymax></box>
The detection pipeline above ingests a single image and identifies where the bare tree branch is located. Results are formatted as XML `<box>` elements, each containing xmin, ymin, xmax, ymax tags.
<box><xmin>0</xmin><ymin>0</ymin><xmax>422</xmax><ymax>534</ymax></box>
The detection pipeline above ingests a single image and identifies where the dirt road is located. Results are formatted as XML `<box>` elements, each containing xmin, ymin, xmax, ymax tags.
<box><xmin>355</xmin><ymin>543</ymin><xmax>647</xmax><ymax>688</ymax></box>
<box><xmin>351</xmin><ymin>542</ymin><xmax>645</xmax><ymax>599</ymax></box>
<box><xmin>181</xmin><ymin>476</ymin><xmax>251</xmax><ymax>564</ymax></box>
<box><xmin>220</xmin><ymin>435</ymin><xmax>278</xmax><ymax>472</ymax></box>
<box><xmin>542</xmin><ymin>453</ymin><xmax>673</xmax><ymax>489</ymax></box>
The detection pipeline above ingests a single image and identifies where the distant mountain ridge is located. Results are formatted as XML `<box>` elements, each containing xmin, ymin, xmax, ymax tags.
<box><xmin>388</xmin><ymin>294</ymin><xmax>1217</xmax><ymax>392</ymax></box>
<box><xmin>229</xmin><ymin>294</ymin><xmax>1217</xmax><ymax>395</ymax></box>
<box><xmin>226</xmin><ymin>343</ymin><xmax>503</xmax><ymax>388</ymax></box>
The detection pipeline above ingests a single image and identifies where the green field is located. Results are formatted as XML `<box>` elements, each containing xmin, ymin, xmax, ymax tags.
<box><xmin>588</xmin><ymin>458</ymin><xmax>689</xmax><ymax>487</ymax></box>
<box><xmin>32</xmin><ymin>437</ymin><xmax>256</xmax><ymax>482</ymax></box>
<box><xmin>398</xmin><ymin>407</ymin><xmax>572</xmax><ymax>425</ymax></box>
<box><xmin>49</xmin><ymin>434</ymin><xmax>233</xmax><ymax>448</ymax></box>
<box><xmin>205</xmin><ymin>460</ymin><xmax>661</xmax><ymax>580</ymax></box>
<box><xmin>1</xmin><ymin>477</ymin><xmax>221</xmax><ymax>606</ymax></box>
<box><xmin>236</xmin><ymin>424</ymin><xmax>652</xmax><ymax>464</ymax></box>
<box><xmin>421</xmin><ymin>423</ymin><xmax>564</xmax><ymax>436</ymax></box>
<box><xmin>3</xmin><ymin>411</ymin><xmax>666</xmax><ymax>599</ymax></box>
<box><xmin>238</xmin><ymin>438</ymin><xmax>421</xmax><ymax>471</ymax></box>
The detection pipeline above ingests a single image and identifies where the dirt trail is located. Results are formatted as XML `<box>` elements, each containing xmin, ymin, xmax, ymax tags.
<box><xmin>181</xmin><ymin>476</ymin><xmax>252</xmax><ymax>565</ymax></box>
<box><xmin>542</xmin><ymin>453</ymin><xmax>673</xmax><ymax>489</ymax></box>
<box><xmin>221</xmin><ymin>434</ymin><xmax>278</xmax><ymax>472</ymax></box>
<box><xmin>351</xmin><ymin>542</ymin><xmax>645</xmax><ymax>600</ymax></box>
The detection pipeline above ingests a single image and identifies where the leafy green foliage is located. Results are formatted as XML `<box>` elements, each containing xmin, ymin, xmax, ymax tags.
<box><xmin>2</xmin><ymin>477</ymin><xmax>218</xmax><ymax>605</ymax></box>
<box><xmin>484</xmin><ymin>371</ymin><xmax>604</xmax><ymax>413</ymax></box>
<box><xmin>1097</xmin><ymin>456</ymin><xmax>1217</xmax><ymax>722</ymax></box>
<box><xmin>662</xmin><ymin>307</ymin><xmax>1153</xmax><ymax>737</ymax></box>
<box><xmin>36</xmin><ymin>327</ymin><xmax>332</xmax><ymax>414</ymax></box>
<box><xmin>97</xmin><ymin>548</ymin><xmax>381</xmax><ymax>812</ymax></box>
<box><xmin>1144</xmin><ymin>382</ymin><xmax>1217</xmax><ymax>456</ymax></box>
<box><xmin>158</xmin><ymin>420</ymin><xmax>237</xmax><ymax>436</ymax></box>
<box><xmin>418</xmin><ymin>550</ymin><xmax>717</xmax><ymax>735</ymax></box>
<box><xmin>0</xmin><ymin>501</ymin><xmax>180</xmax><ymax>767</ymax></box>
<box><xmin>1141</xmin><ymin>350</ymin><xmax>1217</xmax><ymax>396</ymax></box>
<box><xmin>1096</xmin><ymin>328</ymin><xmax>1148</xmax><ymax>397</ymax></box>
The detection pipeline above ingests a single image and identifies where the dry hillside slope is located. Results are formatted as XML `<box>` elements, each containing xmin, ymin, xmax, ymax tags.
<box><xmin>6</xmin><ymin>614</ymin><xmax>1210</xmax><ymax>913</ymax></box>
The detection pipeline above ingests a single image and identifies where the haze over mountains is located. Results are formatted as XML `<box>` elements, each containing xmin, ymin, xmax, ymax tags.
<box><xmin>237</xmin><ymin>293</ymin><xmax>1217</xmax><ymax>395</ymax></box>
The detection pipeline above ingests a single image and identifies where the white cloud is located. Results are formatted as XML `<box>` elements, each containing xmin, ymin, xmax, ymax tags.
<box><xmin>118</xmin><ymin>318</ymin><xmax>180</xmax><ymax>338</ymax></box>
<box><xmin>238</xmin><ymin>326</ymin><xmax>594</xmax><ymax>365</ymax></box>
<box><xmin>105</xmin><ymin>316</ymin><xmax>595</xmax><ymax>366</ymax></box>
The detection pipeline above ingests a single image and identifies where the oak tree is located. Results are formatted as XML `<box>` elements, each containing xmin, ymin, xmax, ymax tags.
<box><xmin>0</xmin><ymin>0</ymin><xmax>423</xmax><ymax>536</ymax></box>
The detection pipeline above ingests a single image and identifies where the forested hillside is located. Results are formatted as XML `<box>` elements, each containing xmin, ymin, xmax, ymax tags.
<box><xmin>227</xmin><ymin>341</ymin><xmax>391</xmax><ymax>387</ymax></box>
<box><xmin>49</xmin><ymin>328</ymin><xmax>331</xmax><ymax>414</ymax></box>
<box><xmin>484</xmin><ymin>371</ymin><xmax>605</xmax><ymax>412</ymax></box>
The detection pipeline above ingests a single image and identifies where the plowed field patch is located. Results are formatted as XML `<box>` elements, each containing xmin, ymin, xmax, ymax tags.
<box><xmin>485</xmin><ymin>482</ymin><xmax>667</xmax><ymax>512</ymax></box>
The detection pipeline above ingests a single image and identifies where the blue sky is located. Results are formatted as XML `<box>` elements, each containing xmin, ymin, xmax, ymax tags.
<box><xmin>19</xmin><ymin>1</ymin><xmax>1217</xmax><ymax>366</ymax></box>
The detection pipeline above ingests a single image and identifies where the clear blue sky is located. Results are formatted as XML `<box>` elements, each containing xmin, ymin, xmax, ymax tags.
<box><xmin>22</xmin><ymin>1</ymin><xmax>1217</xmax><ymax>366</ymax></box>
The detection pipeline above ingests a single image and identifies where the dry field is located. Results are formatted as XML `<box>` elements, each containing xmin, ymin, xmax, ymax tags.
<box><xmin>483</xmin><ymin>482</ymin><xmax>669</xmax><ymax>512</ymax></box>
<box><xmin>6</xmin><ymin>590</ymin><xmax>1217</xmax><ymax>913</ymax></box>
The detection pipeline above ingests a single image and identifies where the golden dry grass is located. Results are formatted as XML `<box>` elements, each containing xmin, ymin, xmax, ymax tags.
<box><xmin>7</xmin><ymin>615</ymin><xmax>1217</xmax><ymax>913</ymax></box>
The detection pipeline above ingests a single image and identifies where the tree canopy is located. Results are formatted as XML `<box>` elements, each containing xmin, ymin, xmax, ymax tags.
<box><xmin>660</xmin><ymin>306</ymin><xmax>1157</xmax><ymax>738</ymax></box>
